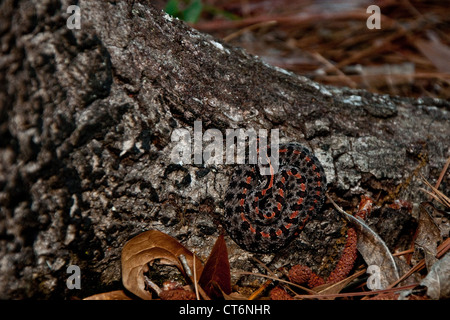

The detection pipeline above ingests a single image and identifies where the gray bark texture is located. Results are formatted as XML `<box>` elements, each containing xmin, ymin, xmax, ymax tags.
<box><xmin>0</xmin><ymin>0</ymin><xmax>449</xmax><ymax>299</ymax></box>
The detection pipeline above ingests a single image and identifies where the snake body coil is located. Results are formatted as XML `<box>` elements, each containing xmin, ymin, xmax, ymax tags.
<box><xmin>223</xmin><ymin>143</ymin><xmax>327</xmax><ymax>253</ymax></box>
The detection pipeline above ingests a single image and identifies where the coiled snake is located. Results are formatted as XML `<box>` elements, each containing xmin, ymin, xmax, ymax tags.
<box><xmin>223</xmin><ymin>143</ymin><xmax>327</xmax><ymax>253</ymax></box>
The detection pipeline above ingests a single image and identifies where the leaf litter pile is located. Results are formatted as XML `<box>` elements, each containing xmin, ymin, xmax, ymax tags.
<box><xmin>84</xmin><ymin>0</ymin><xmax>450</xmax><ymax>300</ymax></box>
<box><xmin>191</xmin><ymin>0</ymin><xmax>450</xmax><ymax>100</ymax></box>
<box><xmin>84</xmin><ymin>166</ymin><xmax>450</xmax><ymax>300</ymax></box>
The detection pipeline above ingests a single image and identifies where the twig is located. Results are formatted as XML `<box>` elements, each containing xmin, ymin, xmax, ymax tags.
<box><xmin>393</xmin><ymin>248</ymin><xmax>415</xmax><ymax>257</ymax></box>
<box><xmin>194</xmin><ymin>11</ymin><xmax>396</xmax><ymax>32</ymax></box>
<box><xmin>193</xmin><ymin>254</ymin><xmax>200</xmax><ymax>300</ymax></box>
<box><xmin>247</xmin><ymin>257</ymin><xmax>275</xmax><ymax>300</ymax></box>
<box><xmin>179</xmin><ymin>254</ymin><xmax>192</xmax><ymax>277</ymax></box>
<box><xmin>235</xmin><ymin>271</ymin><xmax>317</xmax><ymax>295</ymax></box>
<box><xmin>420</xmin><ymin>174</ymin><xmax>450</xmax><ymax>207</ymax></box>
<box><xmin>223</xmin><ymin>21</ymin><xmax>277</xmax><ymax>42</ymax></box>
<box><xmin>387</xmin><ymin>238</ymin><xmax>450</xmax><ymax>289</ymax></box>
<box><xmin>143</xmin><ymin>276</ymin><xmax>162</xmax><ymax>296</ymax></box>
<box><xmin>179</xmin><ymin>254</ymin><xmax>210</xmax><ymax>300</ymax></box>
<box><xmin>248</xmin><ymin>278</ymin><xmax>273</xmax><ymax>300</ymax></box>
<box><xmin>310</xmin><ymin>51</ymin><xmax>357</xmax><ymax>88</ymax></box>
<box><xmin>434</xmin><ymin>156</ymin><xmax>450</xmax><ymax>194</ymax></box>
<box><xmin>294</xmin><ymin>283</ymin><xmax>418</xmax><ymax>299</ymax></box>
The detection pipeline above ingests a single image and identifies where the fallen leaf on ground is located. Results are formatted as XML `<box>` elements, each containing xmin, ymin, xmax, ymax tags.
<box><xmin>83</xmin><ymin>290</ymin><xmax>134</xmax><ymax>300</ymax></box>
<box><xmin>198</xmin><ymin>234</ymin><xmax>231</xmax><ymax>298</ymax></box>
<box><xmin>420</xmin><ymin>251</ymin><xmax>450</xmax><ymax>299</ymax></box>
<box><xmin>121</xmin><ymin>229</ymin><xmax>203</xmax><ymax>300</ymax></box>
<box><xmin>327</xmin><ymin>196</ymin><xmax>400</xmax><ymax>289</ymax></box>
<box><xmin>415</xmin><ymin>202</ymin><xmax>442</xmax><ymax>270</ymax></box>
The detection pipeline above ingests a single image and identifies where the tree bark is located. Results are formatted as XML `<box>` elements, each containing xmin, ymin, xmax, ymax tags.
<box><xmin>0</xmin><ymin>0</ymin><xmax>448</xmax><ymax>298</ymax></box>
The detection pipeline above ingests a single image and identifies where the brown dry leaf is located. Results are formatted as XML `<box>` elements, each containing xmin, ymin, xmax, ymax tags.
<box><xmin>348</xmin><ymin>213</ymin><xmax>400</xmax><ymax>289</ymax></box>
<box><xmin>420</xmin><ymin>252</ymin><xmax>450</xmax><ymax>299</ymax></box>
<box><xmin>221</xmin><ymin>290</ymin><xmax>249</xmax><ymax>300</ymax></box>
<box><xmin>83</xmin><ymin>290</ymin><xmax>134</xmax><ymax>300</ymax></box>
<box><xmin>121</xmin><ymin>229</ymin><xmax>203</xmax><ymax>300</ymax></box>
<box><xmin>415</xmin><ymin>202</ymin><xmax>443</xmax><ymax>270</ymax></box>
<box><xmin>198</xmin><ymin>234</ymin><xmax>231</xmax><ymax>298</ymax></box>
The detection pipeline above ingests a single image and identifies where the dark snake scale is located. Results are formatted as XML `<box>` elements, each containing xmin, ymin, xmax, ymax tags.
<box><xmin>223</xmin><ymin>143</ymin><xmax>327</xmax><ymax>253</ymax></box>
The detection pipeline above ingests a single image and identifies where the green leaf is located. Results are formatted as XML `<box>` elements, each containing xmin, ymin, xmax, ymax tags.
<box><xmin>165</xmin><ymin>0</ymin><xmax>180</xmax><ymax>17</ymax></box>
<box><xmin>183</xmin><ymin>0</ymin><xmax>203</xmax><ymax>23</ymax></box>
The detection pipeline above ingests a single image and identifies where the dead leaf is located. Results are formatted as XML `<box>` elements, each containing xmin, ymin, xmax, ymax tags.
<box><xmin>327</xmin><ymin>195</ymin><xmax>400</xmax><ymax>289</ymax></box>
<box><xmin>415</xmin><ymin>202</ymin><xmax>443</xmax><ymax>270</ymax></box>
<box><xmin>420</xmin><ymin>252</ymin><xmax>450</xmax><ymax>299</ymax></box>
<box><xmin>121</xmin><ymin>229</ymin><xmax>203</xmax><ymax>300</ymax></box>
<box><xmin>198</xmin><ymin>234</ymin><xmax>231</xmax><ymax>298</ymax></box>
<box><xmin>83</xmin><ymin>290</ymin><xmax>134</xmax><ymax>300</ymax></box>
<box><xmin>348</xmin><ymin>213</ymin><xmax>400</xmax><ymax>289</ymax></box>
<box><xmin>221</xmin><ymin>290</ymin><xmax>249</xmax><ymax>300</ymax></box>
